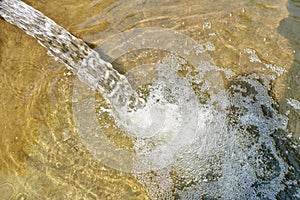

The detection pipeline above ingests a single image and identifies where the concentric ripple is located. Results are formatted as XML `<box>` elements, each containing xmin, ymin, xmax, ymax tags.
<box><xmin>1</xmin><ymin>0</ymin><xmax>300</xmax><ymax>199</ymax></box>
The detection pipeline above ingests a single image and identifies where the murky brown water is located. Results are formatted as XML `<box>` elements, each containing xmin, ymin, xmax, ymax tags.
<box><xmin>0</xmin><ymin>0</ymin><xmax>299</xmax><ymax>199</ymax></box>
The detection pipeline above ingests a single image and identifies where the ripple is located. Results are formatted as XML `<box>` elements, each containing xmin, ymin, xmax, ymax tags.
<box><xmin>0</xmin><ymin>183</ymin><xmax>15</xmax><ymax>200</ymax></box>
<box><xmin>1</xmin><ymin>62</ymin><xmax>44</xmax><ymax>102</ymax></box>
<box><xmin>0</xmin><ymin>0</ymin><xmax>298</xmax><ymax>199</ymax></box>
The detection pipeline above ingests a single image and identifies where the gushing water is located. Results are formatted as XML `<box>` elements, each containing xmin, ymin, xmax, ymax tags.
<box><xmin>1</xmin><ymin>0</ymin><xmax>300</xmax><ymax>199</ymax></box>
<box><xmin>0</xmin><ymin>0</ymin><xmax>144</xmax><ymax>115</ymax></box>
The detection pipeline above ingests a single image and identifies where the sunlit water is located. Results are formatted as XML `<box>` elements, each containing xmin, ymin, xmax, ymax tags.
<box><xmin>0</xmin><ymin>0</ymin><xmax>300</xmax><ymax>199</ymax></box>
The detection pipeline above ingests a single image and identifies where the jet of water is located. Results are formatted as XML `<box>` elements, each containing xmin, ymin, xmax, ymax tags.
<box><xmin>0</xmin><ymin>0</ymin><xmax>144</xmax><ymax>115</ymax></box>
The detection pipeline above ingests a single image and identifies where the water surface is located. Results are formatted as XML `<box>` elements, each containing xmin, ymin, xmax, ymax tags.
<box><xmin>0</xmin><ymin>0</ymin><xmax>299</xmax><ymax>199</ymax></box>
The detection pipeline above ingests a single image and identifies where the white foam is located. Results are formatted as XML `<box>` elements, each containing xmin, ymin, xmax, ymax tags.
<box><xmin>287</xmin><ymin>98</ymin><xmax>300</xmax><ymax>110</ymax></box>
<box><xmin>245</xmin><ymin>48</ymin><xmax>287</xmax><ymax>76</ymax></box>
<box><xmin>132</xmin><ymin>54</ymin><xmax>291</xmax><ymax>200</ymax></box>
<box><xmin>126</xmin><ymin>54</ymin><xmax>212</xmax><ymax>172</ymax></box>
<box><xmin>2</xmin><ymin>0</ymin><xmax>296</xmax><ymax>198</ymax></box>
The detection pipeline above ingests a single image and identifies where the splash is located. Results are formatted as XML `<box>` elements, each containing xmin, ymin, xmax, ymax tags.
<box><xmin>1</xmin><ymin>0</ymin><xmax>299</xmax><ymax>199</ymax></box>
<box><xmin>132</xmin><ymin>54</ymin><xmax>299</xmax><ymax>200</ymax></box>
<box><xmin>74</xmin><ymin>50</ymin><xmax>299</xmax><ymax>199</ymax></box>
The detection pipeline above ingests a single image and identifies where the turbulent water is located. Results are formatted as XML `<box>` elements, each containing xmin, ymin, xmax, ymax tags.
<box><xmin>1</xmin><ymin>0</ymin><xmax>300</xmax><ymax>199</ymax></box>
<box><xmin>73</xmin><ymin>49</ymin><xmax>300</xmax><ymax>199</ymax></box>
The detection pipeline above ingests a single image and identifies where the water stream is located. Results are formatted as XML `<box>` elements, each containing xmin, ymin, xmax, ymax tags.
<box><xmin>0</xmin><ymin>0</ymin><xmax>143</xmax><ymax>114</ymax></box>
<box><xmin>0</xmin><ymin>0</ymin><xmax>300</xmax><ymax>199</ymax></box>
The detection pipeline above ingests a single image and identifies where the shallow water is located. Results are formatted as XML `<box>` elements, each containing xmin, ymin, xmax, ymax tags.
<box><xmin>0</xmin><ymin>0</ymin><xmax>300</xmax><ymax>199</ymax></box>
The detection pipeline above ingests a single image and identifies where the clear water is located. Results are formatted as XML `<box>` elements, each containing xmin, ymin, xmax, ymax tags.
<box><xmin>0</xmin><ymin>0</ymin><xmax>300</xmax><ymax>199</ymax></box>
<box><xmin>0</xmin><ymin>0</ymin><xmax>144</xmax><ymax>115</ymax></box>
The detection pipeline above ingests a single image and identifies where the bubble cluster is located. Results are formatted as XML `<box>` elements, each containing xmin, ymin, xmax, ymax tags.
<box><xmin>72</xmin><ymin>42</ymin><xmax>299</xmax><ymax>199</ymax></box>
<box><xmin>2</xmin><ymin>0</ymin><xmax>299</xmax><ymax>199</ymax></box>
<box><xmin>132</xmin><ymin>55</ymin><xmax>299</xmax><ymax>200</ymax></box>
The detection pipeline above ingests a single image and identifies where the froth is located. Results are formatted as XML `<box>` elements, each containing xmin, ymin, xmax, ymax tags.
<box><xmin>73</xmin><ymin>52</ymin><xmax>298</xmax><ymax>199</ymax></box>
<box><xmin>128</xmin><ymin>54</ymin><xmax>214</xmax><ymax>172</ymax></box>
<box><xmin>133</xmin><ymin>54</ymin><xmax>296</xmax><ymax>199</ymax></box>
